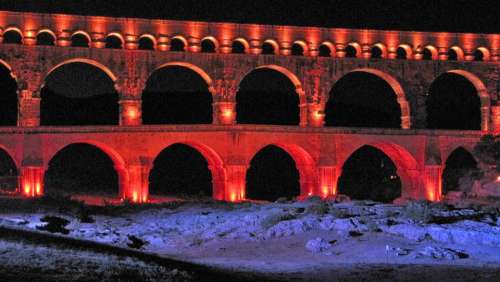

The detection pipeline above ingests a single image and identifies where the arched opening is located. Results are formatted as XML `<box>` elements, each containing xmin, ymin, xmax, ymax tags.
<box><xmin>426</xmin><ymin>72</ymin><xmax>481</xmax><ymax>130</ymax></box>
<box><xmin>291</xmin><ymin>42</ymin><xmax>304</xmax><ymax>56</ymax></box>
<box><xmin>170</xmin><ymin>37</ymin><xmax>186</xmax><ymax>52</ymax></box>
<box><xmin>261</xmin><ymin>41</ymin><xmax>276</xmax><ymax>55</ymax></box>
<box><xmin>105</xmin><ymin>34</ymin><xmax>123</xmax><ymax>49</ymax></box>
<box><xmin>338</xmin><ymin>145</ymin><xmax>402</xmax><ymax>202</ymax></box>
<box><xmin>423</xmin><ymin>47</ymin><xmax>434</xmax><ymax>60</ymax></box>
<box><xmin>138</xmin><ymin>36</ymin><xmax>155</xmax><ymax>50</ymax></box>
<box><xmin>40</xmin><ymin>61</ymin><xmax>119</xmax><ymax>125</ymax></box>
<box><xmin>2</xmin><ymin>29</ymin><xmax>22</xmax><ymax>44</ymax></box>
<box><xmin>0</xmin><ymin>148</ymin><xmax>17</xmax><ymax>194</ymax></box>
<box><xmin>142</xmin><ymin>64</ymin><xmax>213</xmax><ymax>124</ymax></box>
<box><xmin>246</xmin><ymin>145</ymin><xmax>300</xmax><ymax>201</ymax></box>
<box><xmin>236</xmin><ymin>67</ymin><xmax>300</xmax><ymax>125</ymax></box>
<box><xmin>36</xmin><ymin>31</ymin><xmax>55</xmax><ymax>46</ymax></box>
<box><xmin>0</xmin><ymin>63</ymin><xmax>17</xmax><ymax>126</ymax></box>
<box><xmin>474</xmin><ymin>49</ymin><xmax>484</xmax><ymax>61</ymax></box>
<box><xmin>345</xmin><ymin>44</ymin><xmax>358</xmax><ymax>58</ymax></box>
<box><xmin>396</xmin><ymin>47</ymin><xmax>407</xmax><ymax>59</ymax></box>
<box><xmin>319</xmin><ymin>44</ymin><xmax>332</xmax><ymax>57</ymax></box>
<box><xmin>442</xmin><ymin>147</ymin><xmax>478</xmax><ymax>194</ymax></box>
<box><xmin>325</xmin><ymin>71</ymin><xmax>402</xmax><ymax>128</ymax></box>
<box><xmin>371</xmin><ymin>46</ymin><xmax>383</xmax><ymax>59</ymax></box>
<box><xmin>231</xmin><ymin>40</ymin><xmax>246</xmax><ymax>54</ymax></box>
<box><xmin>201</xmin><ymin>38</ymin><xmax>216</xmax><ymax>53</ymax></box>
<box><xmin>447</xmin><ymin>48</ymin><xmax>458</xmax><ymax>61</ymax></box>
<box><xmin>149</xmin><ymin>143</ymin><xmax>212</xmax><ymax>198</ymax></box>
<box><xmin>44</xmin><ymin>143</ymin><xmax>119</xmax><ymax>198</ymax></box>
<box><xmin>71</xmin><ymin>32</ymin><xmax>90</xmax><ymax>47</ymax></box>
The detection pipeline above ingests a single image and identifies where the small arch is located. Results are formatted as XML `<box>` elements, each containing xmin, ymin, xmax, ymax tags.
<box><xmin>474</xmin><ymin>47</ymin><xmax>490</xmax><ymax>61</ymax></box>
<box><xmin>105</xmin><ymin>33</ymin><xmax>124</xmax><ymax>49</ymax></box>
<box><xmin>291</xmin><ymin>40</ymin><xmax>307</xmax><ymax>56</ymax></box>
<box><xmin>345</xmin><ymin>42</ymin><xmax>361</xmax><ymax>58</ymax></box>
<box><xmin>71</xmin><ymin>31</ymin><xmax>91</xmax><ymax>47</ymax></box>
<box><xmin>397</xmin><ymin>44</ymin><xmax>412</xmax><ymax>59</ymax></box>
<box><xmin>231</xmin><ymin>38</ymin><xmax>249</xmax><ymax>54</ymax></box>
<box><xmin>442</xmin><ymin>147</ymin><xmax>479</xmax><ymax>195</ymax></box>
<box><xmin>252</xmin><ymin>65</ymin><xmax>302</xmax><ymax>90</ymax></box>
<box><xmin>2</xmin><ymin>27</ymin><xmax>23</xmax><ymax>44</ymax></box>
<box><xmin>200</xmin><ymin>36</ymin><xmax>218</xmax><ymax>53</ymax></box>
<box><xmin>138</xmin><ymin>34</ymin><xmax>156</xmax><ymax>50</ymax></box>
<box><xmin>448</xmin><ymin>46</ymin><xmax>464</xmax><ymax>61</ymax></box>
<box><xmin>423</xmin><ymin>45</ymin><xmax>438</xmax><ymax>60</ymax></box>
<box><xmin>36</xmin><ymin>29</ymin><xmax>56</xmax><ymax>46</ymax></box>
<box><xmin>45</xmin><ymin>58</ymin><xmax>117</xmax><ymax>83</ymax></box>
<box><xmin>319</xmin><ymin>42</ymin><xmax>334</xmax><ymax>57</ymax></box>
<box><xmin>170</xmin><ymin>35</ymin><xmax>187</xmax><ymax>52</ymax></box>
<box><xmin>153</xmin><ymin>61</ymin><xmax>213</xmax><ymax>89</ymax></box>
<box><xmin>371</xmin><ymin>43</ymin><xmax>387</xmax><ymax>59</ymax></box>
<box><xmin>262</xmin><ymin>39</ymin><xmax>279</xmax><ymax>55</ymax></box>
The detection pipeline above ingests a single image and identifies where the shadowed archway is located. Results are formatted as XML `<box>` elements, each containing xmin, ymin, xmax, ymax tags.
<box><xmin>40</xmin><ymin>61</ymin><xmax>119</xmax><ymax>125</ymax></box>
<box><xmin>236</xmin><ymin>67</ymin><xmax>300</xmax><ymax>125</ymax></box>
<box><xmin>0</xmin><ymin>148</ymin><xmax>18</xmax><ymax>194</ymax></box>
<box><xmin>246</xmin><ymin>145</ymin><xmax>301</xmax><ymax>201</ymax></box>
<box><xmin>142</xmin><ymin>65</ymin><xmax>213</xmax><ymax>124</ymax></box>
<box><xmin>442</xmin><ymin>147</ymin><xmax>479</xmax><ymax>194</ymax></box>
<box><xmin>338</xmin><ymin>145</ymin><xmax>402</xmax><ymax>202</ymax></box>
<box><xmin>0</xmin><ymin>63</ymin><xmax>17</xmax><ymax>126</ymax></box>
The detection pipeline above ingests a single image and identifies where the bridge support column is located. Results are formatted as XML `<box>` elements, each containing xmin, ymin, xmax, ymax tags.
<box><xmin>492</xmin><ymin>105</ymin><xmax>500</xmax><ymax>133</ymax></box>
<box><xmin>209</xmin><ymin>165</ymin><xmax>226</xmax><ymax>200</ymax></box>
<box><xmin>213</xmin><ymin>102</ymin><xmax>236</xmax><ymax>125</ymax></box>
<box><xmin>119</xmin><ymin>99</ymin><xmax>142</xmax><ymax>126</ymax></box>
<box><xmin>20</xmin><ymin>166</ymin><xmax>44</xmax><ymax>197</ymax></box>
<box><xmin>307</xmin><ymin>103</ymin><xmax>325</xmax><ymax>127</ymax></box>
<box><xmin>480</xmin><ymin>105</ymin><xmax>491</xmax><ymax>132</ymax></box>
<box><xmin>317</xmin><ymin>166</ymin><xmax>338</xmax><ymax>198</ymax></box>
<box><xmin>297</xmin><ymin>164</ymin><xmax>317</xmax><ymax>198</ymax></box>
<box><xmin>18</xmin><ymin>90</ymin><xmax>40</xmax><ymax>127</ymax></box>
<box><xmin>422</xmin><ymin>166</ymin><xmax>442</xmax><ymax>201</ymax></box>
<box><xmin>224</xmin><ymin>165</ymin><xmax>247</xmax><ymax>202</ymax></box>
<box><xmin>124</xmin><ymin>161</ymin><xmax>151</xmax><ymax>203</ymax></box>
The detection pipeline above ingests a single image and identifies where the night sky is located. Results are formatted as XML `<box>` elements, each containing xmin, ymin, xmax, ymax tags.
<box><xmin>0</xmin><ymin>1</ymin><xmax>494</xmax><ymax>200</ymax></box>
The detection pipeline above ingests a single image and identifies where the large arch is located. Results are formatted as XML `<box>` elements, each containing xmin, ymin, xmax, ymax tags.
<box><xmin>142</xmin><ymin>62</ymin><xmax>214</xmax><ymax>124</ymax></box>
<box><xmin>41</xmin><ymin>59</ymin><xmax>119</xmax><ymax>126</ymax></box>
<box><xmin>0</xmin><ymin>60</ymin><xmax>18</xmax><ymax>126</ymax></box>
<box><xmin>236</xmin><ymin>65</ymin><xmax>303</xmax><ymax>125</ymax></box>
<box><xmin>338</xmin><ymin>142</ymin><xmax>419</xmax><ymax>200</ymax></box>
<box><xmin>149</xmin><ymin>142</ymin><xmax>225</xmax><ymax>199</ymax></box>
<box><xmin>325</xmin><ymin>68</ymin><xmax>410</xmax><ymax>129</ymax></box>
<box><xmin>246</xmin><ymin>143</ymin><xmax>316</xmax><ymax>201</ymax></box>
<box><xmin>44</xmin><ymin>142</ymin><xmax>126</xmax><ymax>202</ymax></box>
<box><xmin>426</xmin><ymin>70</ymin><xmax>488</xmax><ymax>130</ymax></box>
<box><xmin>0</xmin><ymin>145</ymin><xmax>18</xmax><ymax>194</ymax></box>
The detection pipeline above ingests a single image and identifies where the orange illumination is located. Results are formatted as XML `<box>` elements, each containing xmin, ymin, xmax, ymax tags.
<box><xmin>132</xmin><ymin>191</ymin><xmax>138</xmax><ymax>203</ymax></box>
<box><xmin>127</xmin><ymin>108</ymin><xmax>138</xmax><ymax>119</ymax></box>
<box><xmin>496</xmin><ymin>176</ymin><xmax>500</xmax><ymax>182</ymax></box>
<box><xmin>230</xmin><ymin>191</ymin><xmax>236</xmax><ymax>202</ymax></box>
<box><xmin>24</xmin><ymin>184</ymin><xmax>30</xmax><ymax>195</ymax></box>
<box><xmin>35</xmin><ymin>182</ymin><xmax>41</xmax><ymax>195</ymax></box>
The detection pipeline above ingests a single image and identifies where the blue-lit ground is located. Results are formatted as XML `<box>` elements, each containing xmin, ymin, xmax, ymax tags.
<box><xmin>0</xmin><ymin>198</ymin><xmax>499</xmax><ymax>281</ymax></box>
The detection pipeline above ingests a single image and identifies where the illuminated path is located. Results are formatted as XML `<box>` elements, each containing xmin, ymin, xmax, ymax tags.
<box><xmin>0</xmin><ymin>10</ymin><xmax>498</xmax><ymax>202</ymax></box>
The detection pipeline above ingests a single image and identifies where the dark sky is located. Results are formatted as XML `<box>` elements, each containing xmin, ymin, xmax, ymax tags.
<box><xmin>0</xmin><ymin>0</ymin><xmax>498</xmax><ymax>33</ymax></box>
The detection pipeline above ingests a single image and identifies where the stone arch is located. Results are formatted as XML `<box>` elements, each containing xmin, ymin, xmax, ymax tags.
<box><xmin>441</xmin><ymin>146</ymin><xmax>479</xmax><ymax>195</ymax></box>
<box><xmin>475</xmin><ymin>47</ymin><xmax>491</xmax><ymax>61</ymax></box>
<box><xmin>262</xmin><ymin>39</ymin><xmax>279</xmax><ymax>55</ymax></box>
<box><xmin>36</xmin><ymin>29</ymin><xmax>56</xmax><ymax>45</ymax></box>
<box><xmin>372</xmin><ymin>43</ymin><xmax>387</xmax><ymax>58</ymax></box>
<box><xmin>232</xmin><ymin>37</ymin><xmax>249</xmax><ymax>53</ymax></box>
<box><xmin>0</xmin><ymin>59</ymin><xmax>16</xmax><ymax>80</ymax></box>
<box><xmin>201</xmin><ymin>36</ymin><xmax>219</xmax><ymax>52</ymax></box>
<box><xmin>0</xmin><ymin>143</ymin><xmax>19</xmax><ymax>171</ymax></box>
<box><xmin>246</xmin><ymin>143</ymin><xmax>316</xmax><ymax>199</ymax></box>
<box><xmin>150</xmin><ymin>141</ymin><xmax>225</xmax><ymax>199</ymax></box>
<box><xmin>346</xmin><ymin>42</ymin><xmax>361</xmax><ymax>58</ymax></box>
<box><xmin>71</xmin><ymin>30</ymin><xmax>91</xmax><ymax>45</ymax></box>
<box><xmin>251</xmin><ymin>64</ymin><xmax>304</xmax><ymax>97</ymax></box>
<box><xmin>170</xmin><ymin>35</ymin><xmax>187</xmax><ymax>51</ymax></box>
<box><xmin>0</xmin><ymin>144</ymin><xmax>18</xmax><ymax>193</ymax></box>
<box><xmin>423</xmin><ymin>45</ymin><xmax>438</xmax><ymax>60</ymax></box>
<box><xmin>153</xmin><ymin>61</ymin><xmax>214</xmax><ymax>93</ymax></box>
<box><xmin>319</xmin><ymin>41</ymin><xmax>335</xmax><ymax>57</ymax></box>
<box><xmin>338</xmin><ymin>142</ymin><xmax>419</xmax><ymax>199</ymax></box>
<box><xmin>448</xmin><ymin>46</ymin><xmax>464</xmax><ymax>61</ymax></box>
<box><xmin>138</xmin><ymin>34</ymin><xmax>157</xmax><ymax>49</ymax></box>
<box><xmin>329</xmin><ymin>68</ymin><xmax>411</xmax><ymax>129</ymax></box>
<box><xmin>105</xmin><ymin>32</ymin><xmax>124</xmax><ymax>49</ymax></box>
<box><xmin>439</xmin><ymin>69</ymin><xmax>490</xmax><ymax>131</ymax></box>
<box><xmin>44</xmin><ymin>58</ymin><xmax>117</xmax><ymax>84</ymax></box>
<box><xmin>45</xmin><ymin>141</ymin><xmax>128</xmax><ymax>198</ymax></box>
<box><xmin>292</xmin><ymin>40</ymin><xmax>308</xmax><ymax>56</ymax></box>
<box><xmin>397</xmin><ymin>44</ymin><xmax>413</xmax><ymax>59</ymax></box>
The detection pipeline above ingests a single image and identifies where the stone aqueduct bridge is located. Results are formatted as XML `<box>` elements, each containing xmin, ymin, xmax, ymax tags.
<box><xmin>0</xmin><ymin>11</ymin><xmax>499</xmax><ymax>202</ymax></box>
